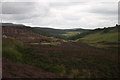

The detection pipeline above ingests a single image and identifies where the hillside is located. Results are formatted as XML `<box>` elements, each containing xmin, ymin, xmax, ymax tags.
<box><xmin>2</xmin><ymin>23</ymin><xmax>119</xmax><ymax>78</ymax></box>
<box><xmin>2</xmin><ymin>24</ymin><xmax>65</xmax><ymax>78</ymax></box>
<box><xmin>77</xmin><ymin>25</ymin><xmax>119</xmax><ymax>48</ymax></box>
<box><xmin>2</xmin><ymin>23</ymin><xmax>119</xmax><ymax>49</ymax></box>
<box><xmin>31</xmin><ymin>27</ymin><xmax>89</xmax><ymax>40</ymax></box>
<box><xmin>2</xmin><ymin>24</ymin><xmax>63</xmax><ymax>43</ymax></box>
<box><xmin>2</xmin><ymin>23</ymin><xmax>89</xmax><ymax>40</ymax></box>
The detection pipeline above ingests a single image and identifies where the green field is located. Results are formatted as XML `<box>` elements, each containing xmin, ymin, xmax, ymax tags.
<box><xmin>62</xmin><ymin>32</ymin><xmax>80</xmax><ymax>37</ymax></box>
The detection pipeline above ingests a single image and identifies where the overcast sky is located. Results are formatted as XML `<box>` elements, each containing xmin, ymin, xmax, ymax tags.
<box><xmin>0</xmin><ymin>0</ymin><xmax>119</xmax><ymax>29</ymax></box>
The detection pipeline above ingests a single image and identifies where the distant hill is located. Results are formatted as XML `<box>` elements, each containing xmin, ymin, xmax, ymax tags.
<box><xmin>31</xmin><ymin>27</ymin><xmax>89</xmax><ymax>40</ymax></box>
<box><xmin>2</xmin><ymin>23</ymin><xmax>89</xmax><ymax>40</ymax></box>
<box><xmin>2</xmin><ymin>23</ymin><xmax>119</xmax><ymax>44</ymax></box>
<box><xmin>2</xmin><ymin>23</ymin><xmax>25</xmax><ymax>27</ymax></box>
<box><xmin>2</xmin><ymin>23</ymin><xmax>63</xmax><ymax>43</ymax></box>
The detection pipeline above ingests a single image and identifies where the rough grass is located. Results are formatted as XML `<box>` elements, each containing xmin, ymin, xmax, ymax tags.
<box><xmin>80</xmin><ymin>32</ymin><xmax>118</xmax><ymax>42</ymax></box>
<box><xmin>3</xmin><ymin>48</ymin><xmax>22</xmax><ymax>62</ymax></box>
<box><xmin>78</xmin><ymin>32</ymin><xmax>119</xmax><ymax>48</ymax></box>
<box><xmin>22</xmin><ymin>42</ymin><xmax>119</xmax><ymax>78</ymax></box>
<box><xmin>2</xmin><ymin>38</ymin><xmax>26</xmax><ymax>62</ymax></box>
<box><xmin>2</xmin><ymin>24</ymin><xmax>119</xmax><ymax>78</ymax></box>
<box><xmin>3</xmin><ymin>38</ymin><xmax>119</xmax><ymax>78</ymax></box>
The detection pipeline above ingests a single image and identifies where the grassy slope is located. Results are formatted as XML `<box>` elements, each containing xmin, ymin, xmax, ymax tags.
<box><xmin>80</xmin><ymin>32</ymin><xmax>118</xmax><ymax>42</ymax></box>
<box><xmin>62</xmin><ymin>32</ymin><xmax>80</xmax><ymax>36</ymax></box>
<box><xmin>2</xmin><ymin>38</ymin><xmax>60</xmax><ymax>78</ymax></box>
<box><xmin>2</xmin><ymin>38</ymin><xmax>25</xmax><ymax>62</ymax></box>
<box><xmin>78</xmin><ymin>26</ymin><xmax>119</xmax><ymax>48</ymax></box>
<box><xmin>2</xmin><ymin>23</ymin><xmax>119</xmax><ymax>78</ymax></box>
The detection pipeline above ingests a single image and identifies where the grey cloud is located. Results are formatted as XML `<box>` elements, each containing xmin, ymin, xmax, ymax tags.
<box><xmin>2</xmin><ymin>2</ymin><xmax>51</xmax><ymax>20</ymax></box>
<box><xmin>1</xmin><ymin>1</ymin><xmax>118</xmax><ymax>29</ymax></box>
<box><xmin>90</xmin><ymin>8</ymin><xmax>117</xmax><ymax>15</ymax></box>
<box><xmin>88</xmin><ymin>3</ymin><xmax>118</xmax><ymax>15</ymax></box>
<box><xmin>2</xmin><ymin>2</ymin><xmax>36</xmax><ymax>14</ymax></box>
<box><xmin>49</xmin><ymin>2</ymin><xmax>86</xmax><ymax>7</ymax></box>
